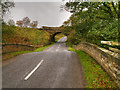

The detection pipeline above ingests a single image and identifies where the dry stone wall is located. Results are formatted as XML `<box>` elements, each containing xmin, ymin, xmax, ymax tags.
<box><xmin>76</xmin><ymin>43</ymin><xmax>120</xmax><ymax>88</ymax></box>
<box><xmin>2</xmin><ymin>44</ymin><xmax>35</xmax><ymax>53</ymax></box>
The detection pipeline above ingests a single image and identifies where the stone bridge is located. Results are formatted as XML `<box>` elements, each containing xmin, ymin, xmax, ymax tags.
<box><xmin>39</xmin><ymin>26</ymin><xmax>64</xmax><ymax>42</ymax></box>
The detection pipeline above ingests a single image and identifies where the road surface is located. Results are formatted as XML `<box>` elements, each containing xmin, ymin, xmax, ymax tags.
<box><xmin>3</xmin><ymin>36</ymin><xmax>86</xmax><ymax>88</ymax></box>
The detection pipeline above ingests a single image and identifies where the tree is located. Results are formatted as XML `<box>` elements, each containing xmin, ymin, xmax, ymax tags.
<box><xmin>16</xmin><ymin>17</ymin><xmax>38</xmax><ymax>28</ymax></box>
<box><xmin>7</xmin><ymin>19</ymin><xmax>15</xmax><ymax>26</ymax></box>
<box><xmin>63</xmin><ymin>1</ymin><xmax>119</xmax><ymax>44</ymax></box>
<box><xmin>30</xmin><ymin>21</ymin><xmax>38</xmax><ymax>28</ymax></box>
<box><xmin>16</xmin><ymin>20</ymin><xmax>23</xmax><ymax>27</ymax></box>
<box><xmin>118</xmin><ymin>1</ymin><xmax>120</xmax><ymax>42</ymax></box>
<box><xmin>65</xmin><ymin>2</ymin><xmax>120</xmax><ymax>19</ymax></box>
<box><xmin>0</xmin><ymin>0</ymin><xmax>14</xmax><ymax>21</ymax></box>
<box><xmin>22</xmin><ymin>17</ymin><xmax>30</xmax><ymax>27</ymax></box>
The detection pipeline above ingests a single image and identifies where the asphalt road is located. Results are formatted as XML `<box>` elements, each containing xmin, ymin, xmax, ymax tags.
<box><xmin>3</xmin><ymin>36</ymin><xmax>86</xmax><ymax>88</ymax></box>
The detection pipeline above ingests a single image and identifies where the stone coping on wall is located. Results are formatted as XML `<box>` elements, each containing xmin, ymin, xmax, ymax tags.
<box><xmin>90</xmin><ymin>43</ymin><xmax>120</xmax><ymax>60</ymax></box>
<box><xmin>76</xmin><ymin>42</ymin><xmax>120</xmax><ymax>88</ymax></box>
<box><xmin>101</xmin><ymin>41</ymin><xmax>120</xmax><ymax>46</ymax></box>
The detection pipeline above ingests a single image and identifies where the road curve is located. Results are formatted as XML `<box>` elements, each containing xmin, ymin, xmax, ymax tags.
<box><xmin>3</xmin><ymin>36</ymin><xmax>86</xmax><ymax>88</ymax></box>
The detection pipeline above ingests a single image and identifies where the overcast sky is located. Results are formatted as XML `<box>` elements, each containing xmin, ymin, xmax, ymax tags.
<box><xmin>6</xmin><ymin>1</ymin><xmax>72</xmax><ymax>28</ymax></box>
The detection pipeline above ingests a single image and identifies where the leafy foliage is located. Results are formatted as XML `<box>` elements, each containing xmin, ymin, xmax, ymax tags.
<box><xmin>62</xmin><ymin>2</ymin><xmax>120</xmax><ymax>45</ymax></box>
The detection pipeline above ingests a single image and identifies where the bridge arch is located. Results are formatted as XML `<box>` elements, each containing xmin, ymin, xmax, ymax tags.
<box><xmin>39</xmin><ymin>27</ymin><xmax>66</xmax><ymax>42</ymax></box>
<box><xmin>51</xmin><ymin>32</ymin><xmax>62</xmax><ymax>42</ymax></box>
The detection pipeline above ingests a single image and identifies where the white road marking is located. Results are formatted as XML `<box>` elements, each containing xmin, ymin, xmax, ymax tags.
<box><xmin>24</xmin><ymin>59</ymin><xmax>44</xmax><ymax>80</ymax></box>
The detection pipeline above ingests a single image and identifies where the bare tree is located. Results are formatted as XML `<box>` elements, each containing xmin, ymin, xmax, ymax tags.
<box><xmin>16</xmin><ymin>20</ymin><xmax>23</xmax><ymax>27</ymax></box>
<box><xmin>7</xmin><ymin>19</ymin><xmax>15</xmax><ymax>26</ymax></box>
<box><xmin>22</xmin><ymin>17</ymin><xmax>30</xmax><ymax>27</ymax></box>
<box><xmin>16</xmin><ymin>17</ymin><xmax>38</xmax><ymax>28</ymax></box>
<box><xmin>0</xmin><ymin>0</ymin><xmax>14</xmax><ymax>22</ymax></box>
<box><xmin>30</xmin><ymin>21</ymin><xmax>38</xmax><ymax>28</ymax></box>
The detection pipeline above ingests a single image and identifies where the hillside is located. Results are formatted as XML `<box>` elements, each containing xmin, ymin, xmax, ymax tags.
<box><xmin>2</xmin><ymin>23</ymin><xmax>51</xmax><ymax>47</ymax></box>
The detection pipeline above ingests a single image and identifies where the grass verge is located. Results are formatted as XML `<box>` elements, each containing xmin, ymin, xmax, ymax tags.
<box><xmin>2</xmin><ymin>44</ymin><xmax>53</xmax><ymax>61</ymax></box>
<box><xmin>2</xmin><ymin>51</ymin><xmax>33</xmax><ymax>61</ymax></box>
<box><xmin>68</xmin><ymin>47</ymin><xmax>118</xmax><ymax>88</ymax></box>
<box><xmin>34</xmin><ymin>44</ymin><xmax>51</xmax><ymax>52</ymax></box>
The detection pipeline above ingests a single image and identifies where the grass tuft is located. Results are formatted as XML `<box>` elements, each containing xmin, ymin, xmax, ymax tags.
<box><xmin>68</xmin><ymin>47</ymin><xmax>75</xmax><ymax>51</ymax></box>
<box><xmin>2</xmin><ymin>51</ymin><xmax>32</xmax><ymax>61</ymax></box>
<box><xmin>34</xmin><ymin>45</ymin><xmax>51</xmax><ymax>52</ymax></box>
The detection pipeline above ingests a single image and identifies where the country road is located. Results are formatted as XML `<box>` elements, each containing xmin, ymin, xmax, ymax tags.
<box><xmin>3</xmin><ymin>36</ymin><xmax>86</xmax><ymax>88</ymax></box>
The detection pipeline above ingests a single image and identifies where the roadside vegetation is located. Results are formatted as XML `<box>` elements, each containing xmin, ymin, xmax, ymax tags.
<box><xmin>1</xmin><ymin>1</ymin><xmax>120</xmax><ymax>88</ymax></box>
<box><xmin>2</xmin><ymin>2</ymin><xmax>65</xmax><ymax>60</ymax></box>
<box><xmin>2</xmin><ymin>23</ymin><xmax>50</xmax><ymax>46</ymax></box>
<box><xmin>63</xmin><ymin>2</ymin><xmax>120</xmax><ymax>88</ymax></box>
<box><xmin>2</xmin><ymin>23</ymin><xmax>65</xmax><ymax>61</ymax></box>
<box><xmin>2</xmin><ymin>23</ymin><xmax>53</xmax><ymax>61</ymax></box>
<box><xmin>61</xmin><ymin>2</ymin><xmax>119</xmax><ymax>49</ymax></box>
<box><xmin>2</xmin><ymin>51</ymin><xmax>33</xmax><ymax>61</ymax></box>
<box><xmin>68</xmin><ymin>46</ymin><xmax>118</xmax><ymax>88</ymax></box>
<box><xmin>34</xmin><ymin>44</ymin><xmax>52</xmax><ymax>52</ymax></box>
<box><xmin>2</xmin><ymin>44</ymin><xmax>53</xmax><ymax>61</ymax></box>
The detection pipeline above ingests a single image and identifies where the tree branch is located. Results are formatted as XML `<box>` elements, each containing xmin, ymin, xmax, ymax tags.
<box><xmin>111</xmin><ymin>2</ymin><xmax>117</xmax><ymax>15</ymax></box>
<box><xmin>118</xmin><ymin>1</ymin><xmax>120</xmax><ymax>19</ymax></box>
<box><xmin>96</xmin><ymin>16</ymin><xmax>107</xmax><ymax>20</ymax></box>
<box><xmin>102</xmin><ymin>2</ymin><xmax>113</xmax><ymax>18</ymax></box>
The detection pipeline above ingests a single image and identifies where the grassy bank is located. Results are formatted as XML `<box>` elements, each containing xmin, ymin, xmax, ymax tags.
<box><xmin>2</xmin><ymin>24</ymin><xmax>50</xmax><ymax>46</ymax></box>
<box><xmin>68</xmin><ymin>47</ymin><xmax>118</xmax><ymax>88</ymax></box>
<box><xmin>2</xmin><ymin>23</ymin><xmax>53</xmax><ymax>61</ymax></box>
<box><xmin>2</xmin><ymin>51</ymin><xmax>33</xmax><ymax>61</ymax></box>
<box><xmin>2</xmin><ymin>44</ymin><xmax>52</xmax><ymax>61</ymax></box>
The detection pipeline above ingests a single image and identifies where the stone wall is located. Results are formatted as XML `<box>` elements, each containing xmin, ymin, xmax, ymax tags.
<box><xmin>2</xmin><ymin>44</ymin><xmax>36</xmax><ymax>53</ymax></box>
<box><xmin>76</xmin><ymin>43</ymin><xmax>120</xmax><ymax>88</ymax></box>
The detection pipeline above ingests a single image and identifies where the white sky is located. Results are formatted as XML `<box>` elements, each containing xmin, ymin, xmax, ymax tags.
<box><xmin>5</xmin><ymin>1</ymin><xmax>72</xmax><ymax>28</ymax></box>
